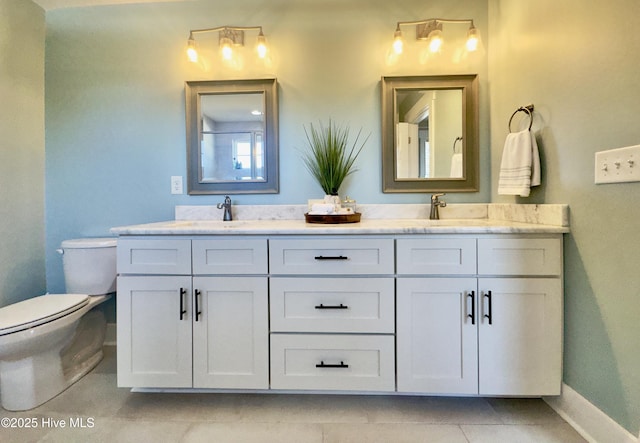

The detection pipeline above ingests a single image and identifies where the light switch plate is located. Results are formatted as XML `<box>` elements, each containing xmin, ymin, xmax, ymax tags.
<box><xmin>171</xmin><ymin>176</ymin><xmax>183</xmax><ymax>194</ymax></box>
<box><xmin>594</xmin><ymin>145</ymin><xmax>640</xmax><ymax>184</ymax></box>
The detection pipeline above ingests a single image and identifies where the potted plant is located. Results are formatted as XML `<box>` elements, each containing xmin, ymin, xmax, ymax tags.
<box><xmin>300</xmin><ymin>120</ymin><xmax>369</xmax><ymax>202</ymax></box>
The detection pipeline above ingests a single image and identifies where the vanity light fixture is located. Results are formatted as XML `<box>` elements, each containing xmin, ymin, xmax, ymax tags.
<box><xmin>392</xmin><ymin>18</ymin><xmax>480</xmax><ymax>55</ymax></box>
<box><xmin>186</xmin><ymin>25</ymin><xmax>268</xmax><ymax>64</ymax></box>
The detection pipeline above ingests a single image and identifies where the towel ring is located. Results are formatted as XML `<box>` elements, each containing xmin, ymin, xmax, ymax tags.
<box><xmin>452</xmin><ymin>136</ymin><xmax>463</xmax><ymax>153</ymax></box>
<box><xmin>508</xmin><ymin>104</ymin><xmax>534</xmax><ymax>133</ymax></box>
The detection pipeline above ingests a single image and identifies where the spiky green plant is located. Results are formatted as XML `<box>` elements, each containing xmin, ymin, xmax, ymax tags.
<box><xmin>300</xmin><ymin>120</ymin><xmax>369</xmax><ymax>195</ymax></box>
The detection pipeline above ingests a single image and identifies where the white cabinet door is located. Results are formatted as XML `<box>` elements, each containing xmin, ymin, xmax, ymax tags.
<box><xmin>117</xmin><ymin>238</ymin><xmax>192</xmax><ymax>275</ymax></box>
<box><xmin>117</xmin><ymin>275</ymin><xmax>193</xmax><ymax>388</ymax></box>
<box><xmin>192</xmin><ymin>238</ymin><xmax>268</xmax><ymax>275</ymax></box>
<box><xmin>478</xmin><ymin>278</ymin><xmax>562</xmax><ymax>396</ymax></box>
<box><xmin>477</xmin><ymin>238</ymin><xmax>562</xmax><ymax>276</ymax></box>
<box><xmin>396</xmin><ymin>238</ymin><xmax>477</xmax><ymax>275</ymax></box>
<box><xmin>192</xmin><ymin>277</ymin><xmax>269</xmax><ymax>389</ymax></box>
<box><xmin>396</xmin><ymin>278</ymin><xmax>478</xmax><ymax>394</ymax></box>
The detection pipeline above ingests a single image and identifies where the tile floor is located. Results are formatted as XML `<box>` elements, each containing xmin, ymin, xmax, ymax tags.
<box><xmin>1</xmin><ymin>346</ymin><xmax>587</xmax><ymax>443</ymax></box>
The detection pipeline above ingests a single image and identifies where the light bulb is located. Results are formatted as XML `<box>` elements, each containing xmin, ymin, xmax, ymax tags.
<box><xmin>466</xmin><ymin>26</ymin><xmax>480</xmax><ymax>52</ymax></box>
<box><xmin>186</xmin><ymin>37</ymin><xmax>198</xmax><ymax>63</ymax></box>
<box><xmin>393</xmin><ymin>27</ymin><xmax>403</xmax><ymax>54</ymax></box>
<box><xmin>256</xmin><ymin>33</ymin><xmax>268</xmax><ymax>58</ymax></box>
<box><xmin>220</xmin><ymin>38</ymin><xmax>233</xmax><ymax>60</ymax></box>
<box><xmin>428</xmin><ymin>29</ymin><xmax>443</xmax><ymax>53</ymax></box>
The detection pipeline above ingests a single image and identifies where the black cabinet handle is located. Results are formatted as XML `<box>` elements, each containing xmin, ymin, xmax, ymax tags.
<box><xmin>314</xmin><ymin>255</ymin><xmax>348</xmax><ymax>260</ymax></box>
<box><xmin>179</xmin><ymin>288</ymin><xmax>187</xmax><ymax>320</ymax></box>
<box><xmin>484</xmin><ymin>290</ymin><xmax>493</xmax><ymax>325</ymax></box>
<box><xmin>467</xmin><ymin>291</ymin><xmax>475</xmax><ymax>325</ymax></box>
<box><xmin>316</xmin><ymin>361</ymin><xmax>349</xmax><ymax>368</ymax></box>
<box><xmin>194</xmin><ymin>289</ymin><xmax>202</xmax><ymax>322</ymax></box>
<box><xmin>315</xmin><ymin>303</ymin><xmax>349</xmax><ymax>310</ymax></box>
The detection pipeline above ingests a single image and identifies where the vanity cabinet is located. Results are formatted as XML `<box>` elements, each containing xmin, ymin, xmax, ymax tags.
<box><xmin>116</xmin><ymin>238</ymin><xmax>269</xmax><ymax>389</ymax></box>
<box><xmin>115</xmin><ymin>231</ymin><xmax>563</xmax><ymax>397</ymax></box>
<box><xmin>396</xmin><ymin>236</ymin><xmax>563</xmax><ymax>396</ymax></box>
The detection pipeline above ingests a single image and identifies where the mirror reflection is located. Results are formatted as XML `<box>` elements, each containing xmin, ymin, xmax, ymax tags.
<box><xmin>382</xmin><ymin>75</ymin><xmax>478</xmax><ymax>193</ymax></box>
<box><xmin>396</xmin><ymin>89</ymin><xmax>463</xmax><ymax>179</ymax></box>
<box><xmin>185</xmin><ymin>79</ymin><xmax>278</xmax><ymax>195</ymax></box>
<box><xmin>200</xmin><ymin>93</ymin><xmax>265</xmax><ymax>182</ymax></box>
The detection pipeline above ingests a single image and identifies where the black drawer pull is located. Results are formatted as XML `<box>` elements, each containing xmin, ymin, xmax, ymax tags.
<box><xmin>316</xmin><ymin>361</ymin><xmax>349</xmax><ymax>369</ymax></box>
<box><xmin>315</xmin><ymin>303</ymin><xmax>349</xmax><ymax>310</ymax></box>
<box><xmin>314</xmin><ymin>255</ymin><xmax>348</xmax><ymax>260</ymax></box>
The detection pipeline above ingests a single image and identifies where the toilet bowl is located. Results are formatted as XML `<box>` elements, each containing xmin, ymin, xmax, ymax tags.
<box><xmin>0</xmin><ymin>237</ymin><xmax>116</xmax><ymax>411</ymax></box>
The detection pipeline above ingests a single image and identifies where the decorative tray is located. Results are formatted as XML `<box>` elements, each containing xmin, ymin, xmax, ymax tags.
<box><xmin>304</xmin><ymin>212</ymin><xmax>362</xmax><ymax>224</ymax></box>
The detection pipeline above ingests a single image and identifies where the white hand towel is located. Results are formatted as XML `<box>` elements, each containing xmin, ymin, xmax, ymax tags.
<box><xmin>530</xmin><ymin>133</ymin><xmax>541</xmax><ymax>187</ymax></box>
<box><xmin>498</xmin><ymin>129</ymin><xmax>541</xmax><ymax>197</ymax></box>
<box><xmin>450</xmin><ymin>153</ymin><xmax>463</xmax><ymax>178</ymax></box>
<box><xmin>308</xmin><ymin>203</ymin><xmax>336</xmax><ymax>215</ymax></box>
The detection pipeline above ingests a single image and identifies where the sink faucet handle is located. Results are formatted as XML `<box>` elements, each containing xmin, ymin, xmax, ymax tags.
<box><xmin>217</xmin><ymin>195</ymin><xmax>233</xmax><ymax>221</ymax></box>
<box><xmin>429</xmin><ymin>193</ymin><xmax>447</xmax><ymax>220</ymax></box>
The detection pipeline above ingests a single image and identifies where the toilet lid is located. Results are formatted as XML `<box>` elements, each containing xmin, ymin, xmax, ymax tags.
<box><xmin>0</xmin><ymin>294</ymin><xmax>89</xmax><ymax>336</ymax></box>
<box><xmin>61</xmin><ymin>238</ymin><xmax>116</xmax><ymax>249</ymax></box>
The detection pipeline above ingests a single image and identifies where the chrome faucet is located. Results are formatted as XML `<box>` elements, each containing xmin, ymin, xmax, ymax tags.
<box><xmin>217</xmin><ymin>195</ymin><xmax>233</xmax><ymax>221</ymax></box>
<box><xmin>429</xmin><ymin>193</ymin><xmax>447</xmax><ymax>220</ymax></box>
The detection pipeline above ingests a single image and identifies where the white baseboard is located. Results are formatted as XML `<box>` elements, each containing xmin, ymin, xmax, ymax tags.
<box><xmin>544</xmin><ymin>383</ymin><xmax>637</xmax><ymax>443</ymax></box>
<box><xmin>104</xmin><ymin>322</ymin><xmax>116</xmax><ymax>346</ymax></box>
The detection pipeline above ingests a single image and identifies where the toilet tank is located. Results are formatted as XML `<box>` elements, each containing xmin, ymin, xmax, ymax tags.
<box><xmin>60</xmin><ymin>238</ymin><xmax>117</xmax><ymax>295</ymax></box>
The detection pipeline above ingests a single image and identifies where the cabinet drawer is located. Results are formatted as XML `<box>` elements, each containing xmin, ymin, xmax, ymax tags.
<box><xmin>192</xmin><ymin>239</ymin><xmax>268</xmax><ymax>275</ymax></box>
<box><xmin>269</xmin><ymin>238</ymin><xmax>394</xmax><ymax>275</ymax></box>
<box><xmin>270</xmin><ymin>278</ymin><xmax>394</xmax><ymax>333</ymax></box>
<box><xmin>478</xmin><ymin>238</ymin><xmax>562</xmax><ymax>276</ymax></box>
<box><xmin>270</xmin><ymin>334</ymin><xmax>395</xmax><ymax>391</ymax></box>
<box><xmin>396</xmin><ymin>238</ymin><xmax>477</xmax><ymax>275</ymax></box>
<box><xmin>117</xmin><ymin>238</ymin><xmax>191</xmax><ymax>275</ymax></box>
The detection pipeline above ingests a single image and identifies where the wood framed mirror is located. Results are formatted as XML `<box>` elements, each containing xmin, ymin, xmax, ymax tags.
<box><xmin>185</xmin><ymin>78</ymin><xmax>279</xmax><ymax>194</ymax></box>
<box><xmin>381</xmin><ymin>75</ymin><xmax>478</xmax><ymax>193</ymax></box>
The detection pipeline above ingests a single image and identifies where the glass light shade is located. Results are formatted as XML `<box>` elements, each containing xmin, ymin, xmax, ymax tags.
<box><xmin>256</xmin><ymin>33</ymin><xmax>268</xmax><ymax>58</ymax></box>
<box><xmin>393</xmin><ymin>28</ymin><xmax>403</xmax><ymax>54</ymax></box>
<box><xmin>220</xmin><ymin>38</ymin><xmax>233</xmax><ymax>60</ymax></box>
<box><xmin>466</xmin><ymin>27</ymin><xmax>480</xmax><ymax>52</ymax></box>
<box><xmin>186</xmin><ymin>38</ymin><xmax>198</xmax><ymax>63</ymax></box>
<box><xmin>428</xmin><ymin>29</ymin><xmax>443</xmax><ymax>53</ymax></box>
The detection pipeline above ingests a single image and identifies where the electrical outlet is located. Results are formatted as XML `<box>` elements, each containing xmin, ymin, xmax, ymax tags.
<box><xmin>171</xmin><ymin>176</ymin><xmax>183</xmax><ymax>194</ymax></box>
<box><xmin>594</xmin><ymin>145</ymin><xmax>640</xmax><ymax>184</ymax></box>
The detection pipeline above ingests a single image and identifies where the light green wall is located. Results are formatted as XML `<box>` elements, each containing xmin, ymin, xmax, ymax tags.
<box><xmin>489</xmin><ymin>0</ymin><xmax>640</xmax><ymax>435</ymax></box>
<box><xmin>0</xmin><ymin>0</ymin><xmax>46</xmax><ymax>308</ymax></box>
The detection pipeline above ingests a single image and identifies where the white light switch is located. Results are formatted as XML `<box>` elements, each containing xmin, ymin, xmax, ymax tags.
<box><xmin>171</xmin><ymin>176</ymin><xmax>183</xmax><ymax>194</ymax></box>
<box><xmin>594</xmin><ymin>145</ymin><xmax>640</xmax><ymax>184</ymax></box>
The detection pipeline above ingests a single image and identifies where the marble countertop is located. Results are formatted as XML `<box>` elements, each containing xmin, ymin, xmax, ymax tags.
<box><xmin>111</xmin><ymin>203</ymin><xmax>570</xmax><ymax>235</ymax></box>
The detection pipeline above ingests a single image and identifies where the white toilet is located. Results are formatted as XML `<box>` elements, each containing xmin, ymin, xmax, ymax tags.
<box><xmin>0</xmin><ymin>237</ymin><xmax>117</xmax><ymax>411</ymax></box>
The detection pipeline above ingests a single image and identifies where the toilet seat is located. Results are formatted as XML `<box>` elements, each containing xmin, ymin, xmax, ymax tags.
<box><xmin>0</xmin><ymin>294</ymin><xmax>89</xmax><ymax>336</ymax></box>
